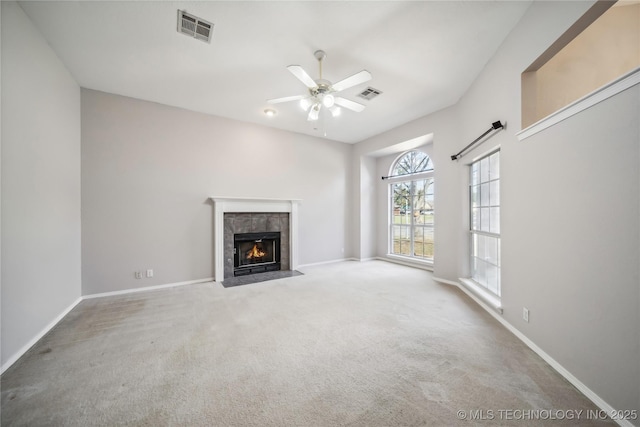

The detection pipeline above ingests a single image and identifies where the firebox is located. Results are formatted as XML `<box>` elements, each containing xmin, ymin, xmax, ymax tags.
<box><xmin>233</xmin><ymin>232</ymin><xmax>281</xmax><ymax>276</ymax></box>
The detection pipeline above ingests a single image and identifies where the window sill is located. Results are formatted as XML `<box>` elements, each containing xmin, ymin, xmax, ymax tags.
<box><xmin>383</xmin><ymin>254</ymin><xmax>433</xmax><ymax>271</ymax></box>
<box><xmin>517</xmin><ymin>66</ymin><xmax>640</xmax><ymax>141</ymax></box>
<box><xmin>458</xmin><ymin>278</ymin><xmax>503</xmax><ymax>314</ymax></box>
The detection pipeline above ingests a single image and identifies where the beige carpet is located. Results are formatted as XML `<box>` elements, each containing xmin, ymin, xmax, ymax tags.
<box><xmin>1</xmin><ymin>261</ymin><xmax>612</xmax><ymax>426</ymax></box>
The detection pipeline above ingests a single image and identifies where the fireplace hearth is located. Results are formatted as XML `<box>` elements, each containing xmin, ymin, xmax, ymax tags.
<box><xmin>234</xmin><ymin>232</ymin><xmax>281</xmax><ymax>276</ymax></box>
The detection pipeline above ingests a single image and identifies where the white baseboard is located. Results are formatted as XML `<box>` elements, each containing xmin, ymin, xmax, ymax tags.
<box><xmin>437</xmin><ymin>277</ymin><xmax>633</xmax><ymax>427</ymax></box>
<box><xmin>1</xmin><ymin>297</ymin><xmax>83</xmax><ymax>375</ymax></box>
<box><xmin>2</xmin><ymin>278</ymin><xmax>213</xmax><ymax>374</ymax></box>
<box><xmin>378</xmin><ymin>255</ymin><xmax>434</xmax><ymax>272</ymax></box>
<box><xmin>432</xmin><ymin>276</ymin><xmax>458</xmax><ymax>286</ymax></box>
<box><xmin>82</xmin><ymin>277</ymin><xmax>214</xmax><ymax>299</ymax></box>
<box><xmin>493</xmin><ymin>310</ymin><xmax>634</xmax><ymax>427</ymax></box>
<box><xmin>297</xmin><ymin>258</ymin><xmax>356</xmax><ymax>269</ymax></box>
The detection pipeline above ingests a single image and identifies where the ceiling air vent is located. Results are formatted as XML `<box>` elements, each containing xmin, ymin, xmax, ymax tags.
<box><xmin>357</xmin><ymin>87</ymin><xmax>383</xmax><ymax>100</ymax></box>
<box><xmin>178</xmin><ymin>10</ymin><xmax>213</xmax><ymax>43</ymax></box>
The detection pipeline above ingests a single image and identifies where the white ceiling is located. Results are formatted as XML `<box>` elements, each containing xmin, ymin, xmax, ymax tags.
<box><xmin>19</xmin><ymin>1</ymin><xmax>533</xmax><ymax>144</ymax></box>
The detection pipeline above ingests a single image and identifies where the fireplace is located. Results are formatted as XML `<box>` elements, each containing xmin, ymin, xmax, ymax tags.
<box><xmin>211</xmin><ymin>197</ymin><xmax>300</xmax><ymax>282</ymax></box>
<box><xmin>234</xmin><ymin>232</ymin><xmax>281</xmax><ymax>276</ymax></box>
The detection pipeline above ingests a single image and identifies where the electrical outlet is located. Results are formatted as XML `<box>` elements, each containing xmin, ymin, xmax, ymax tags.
<box><xmin>135</xmin><ymin>271</ymin><xmax>143</xmax><ymax>279</ymax></box>
<box><xmin>146</xmin><ymin>269</ymin><xmax>153</xmax><ymax>278</ymax></box>
<box><xmin>523</xmin><ymin>307</ymin><xmax>530</xmax><ymax>323</ymax></box>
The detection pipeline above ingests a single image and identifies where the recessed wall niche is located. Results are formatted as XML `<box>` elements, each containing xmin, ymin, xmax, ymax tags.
<box><xmin>521</xmin><ymin>1</ymin><xmax>640</xmax><ymax>129</ymax></box>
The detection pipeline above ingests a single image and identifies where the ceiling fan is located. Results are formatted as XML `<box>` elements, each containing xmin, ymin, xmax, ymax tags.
<box><xmin>267</xmin><ymin>50</ymin><xmax>372</xmax><ymax>121</ymax></box>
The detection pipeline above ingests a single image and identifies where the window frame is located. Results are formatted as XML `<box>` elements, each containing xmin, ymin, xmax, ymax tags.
<box><xmin>388</xmin><ymin>150</ymin><xmax>435</xmax><ymax>263</ymax></box>
<box><xmin>469</xmin><ymin>149</ymin><xmax>501</xmax><ymax>297</ymax></box>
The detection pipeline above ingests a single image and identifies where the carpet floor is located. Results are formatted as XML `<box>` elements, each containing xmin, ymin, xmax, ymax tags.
<box><xmin>1</xmin><ymin>261</ymin><xmax>613</xmax><ymax>426</ymax></box>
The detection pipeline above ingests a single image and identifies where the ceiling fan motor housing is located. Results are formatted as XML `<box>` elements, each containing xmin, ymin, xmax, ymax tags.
<box><xmin>311</xmin><ymin>80</ymin><xmax>332</xmax><ymax>96</ymax></box>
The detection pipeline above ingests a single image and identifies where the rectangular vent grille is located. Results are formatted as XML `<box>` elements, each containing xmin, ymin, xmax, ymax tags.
<box><xmin>178</xmin><ymin>10</ymin><xmax>213</xmax><ymax>43</ymax></box>
<box><xmin>358</xmin><ymin>87</ymin><xmax>383</xmax><ymax>100</ymax></box>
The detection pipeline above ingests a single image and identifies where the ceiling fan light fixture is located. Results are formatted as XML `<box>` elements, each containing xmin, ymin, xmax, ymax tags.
<box><xmin>322</xmin><ymin>94</ymin><xmax>335</xmax><ymax>108</ymax></box>
<box><xmin>263</xmin><ymin>108</ymin><xmax>277</xmax><ymax>117</ymax></box>
<box><xmin>330</xmin><ymin>106</ymin><xmax>341</xmax><ymax>117</ymax></box>
<box><xmin>308</xmin><ymin>104</ymin><xmax>320</xmax><ymax>121</ymax></box>
<box><xmin>300</xmin><ymin>98</ymin><xmax>312</xmax><ymax>111</ymax></box>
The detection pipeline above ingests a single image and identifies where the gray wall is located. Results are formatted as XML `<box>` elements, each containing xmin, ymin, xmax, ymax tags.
<box><xmin>354</xmin><ymin>0</ymin><xmax>639</xmax><ymax>420</ymax></box>
<box><xmin>1</xmin><ymin>2</ymin><xmax>81</xmax><ymax>367</ymax></box>
<box><xmin>81</xmin><ymin>90</ymin><xmax>351</xmax><ymax>295</ymax></box>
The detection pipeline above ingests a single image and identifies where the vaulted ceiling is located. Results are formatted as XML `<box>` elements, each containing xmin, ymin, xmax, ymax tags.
<box><xmin>19</xmin><ymin>1</ymin><xmax>533</xmax><ymax>143</ymax></box>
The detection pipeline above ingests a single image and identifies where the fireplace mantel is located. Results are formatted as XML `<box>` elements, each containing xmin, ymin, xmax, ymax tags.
<box><xmin>210</xmin><ymin>197</ymin><xmax>301</xmax><ymax>282</ymax></box>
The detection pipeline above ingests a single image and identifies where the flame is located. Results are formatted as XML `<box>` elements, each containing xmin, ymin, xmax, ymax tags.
<box><xmin>246</xmin><ymin>243</ymin><xmax>266</xmax><ymax>260</ymax></box>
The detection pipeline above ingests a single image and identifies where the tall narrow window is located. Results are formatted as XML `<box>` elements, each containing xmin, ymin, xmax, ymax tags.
<box><xmin>470</xmin><ymin>150</ymin><xmax>500</xmax><ymax>296</ymax></box>
<box><xmin>389</xmin><ymin>151</ymin><xmax>434</xmax><ymax>262</ymax></box>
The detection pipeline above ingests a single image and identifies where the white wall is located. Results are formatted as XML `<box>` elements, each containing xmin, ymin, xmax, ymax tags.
<box><xmin>359</xmin><ymin>156</ymin><xmax>377</xmax><ymax>260</ymax></box>
<box><xmin>353</xmin><ymin>104</ymin><xmax>461</xmax><ymax>278</ymax></box>
<box><xmin>355</xmin><ymin>0</ymin><xmax>639</xmax><ymax>421</ymax></box>
<box><xmin>1</xmin><ymin>2</ymin><xmax>81</xmax><ymax>368</ymax></box>
<box><xmin>81</xmin><ymin>89</ymin><xmax>351</xmax><ymax>294</ymax></box>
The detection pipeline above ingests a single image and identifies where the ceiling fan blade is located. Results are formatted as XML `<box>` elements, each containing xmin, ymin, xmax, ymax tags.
<box><xmin>334</xmin><ymin>97</ymin><xmax>365</xmax><ymax>112</ymax></box>
<box><xmin>332</xmin><ymin>70</ymin><xmax>372</xmax><ymax>92</ymax></box>
<box><xmin>267</xmin><ymin>94</ymin><xmax>306</xmax><ymax>104</ymax></box>
<box><xmin>287</xmin><ymin>65</ymin><xmax>317</xmax><ymax>89</ymax></box>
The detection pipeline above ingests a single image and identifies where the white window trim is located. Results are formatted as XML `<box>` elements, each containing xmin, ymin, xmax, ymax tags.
<box><xmin>387</xmin><ymin>165</ymin><xmax>434</xmax><ymax>263</ymax></box>
<box><xmin>468</xmin><ymin>150</ymin><xmax>501</xmax><ymax>298</ymax></box>
<box><xmin>459</xmin><ymin>278</ymin><xmax>503</xmax><ymax>313</ymax></box>
<box><xmin>517</xmin><ymin>66</ymin><xmax>640</xmax><ymax>141</ymax></box>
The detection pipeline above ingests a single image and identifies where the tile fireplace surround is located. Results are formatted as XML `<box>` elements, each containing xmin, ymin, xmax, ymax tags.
<box><xmin>210</xmin><ymin>197</ymin><xmax>300</xmax><ymax>282</ymax></box>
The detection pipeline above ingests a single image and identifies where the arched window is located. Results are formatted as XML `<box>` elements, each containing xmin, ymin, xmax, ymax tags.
<box><xmin>388</xmin><ymin>150</ymin><xmax>434</xmax><ymax>261</ymax></box>
<box><xmin>392</xmin><ymin>150</ymin><xmax>433</xmax><ymax>176</ymax></box>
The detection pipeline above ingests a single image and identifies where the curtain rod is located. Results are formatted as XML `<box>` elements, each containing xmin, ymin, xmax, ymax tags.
<box><xmin>381</xmin><ymin>168</ymin><xmax>434</xmax><ymax>180</ymax></box>
<box><xmin>451</xmin><ymin>121</ymin><xmax>504</xmax><ymax>161</ymax></box>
